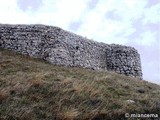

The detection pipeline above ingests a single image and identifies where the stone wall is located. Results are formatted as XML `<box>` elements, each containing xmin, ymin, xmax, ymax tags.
<box><xmin>0</xmin><ymin>24</ymin><xmax>143</xmax><ymax>79</ymax></box>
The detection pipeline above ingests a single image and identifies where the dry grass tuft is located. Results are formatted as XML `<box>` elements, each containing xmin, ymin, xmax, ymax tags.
<box><xmin>30</xmin><ymin>79</ymin><xmax>44</xmax><ymax>88</ymax></box>
<box><xmin>57</xmin><ymin>108</ymin><xmax>79</xmax><ymax>120</ymax></box>
<box><xmin>0</xmin><ymin>90</ymin><xmax>8</xmax><ymax>104</ymax></box>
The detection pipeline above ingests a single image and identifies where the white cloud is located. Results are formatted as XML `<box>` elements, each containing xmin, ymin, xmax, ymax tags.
<box><xmin>0</xmin><ymin>0</ymin><xmax>18</xmax><ymax>23</ymax></box>
<box><xmin>124</xmin><ymin>0</ymin><xmax>137</xmax><ymax>9</ymax></box>
<box><xmin>29</xmin><ymin>0</ymin><xmax>90</xmax><ymax>29</ymax></box>
<box><xmin>50</xmin><ymin>0</ymin><xmax>88</xmax><ymax>28</ymax></box>
<box><xmin>75</xmin><ymin>0</ymin><xmax>147</xmax><ymax>44</ymax></box>
<box><xmin>0</xmin><ymin>0</ymin><xmax>17</xmax><ymax>11</ymax></box>
<box><xmin>0</xmin><ymin>0</ymin><xmax>89</xmax><ymax>28</ymax></box>
<box><xmin>0</xmin><ymin>0</ymin><xmax>36</xmax><ymax>24</ymax></box>
<box><xmin>143</xmin><ymin>3</ymin><xmax>160</xmax><ymax>24</ymax></box>
<box><xmin>134</xmin><ymin>31</ymin><xmax>158</xmax><ymax>46</ymax></box>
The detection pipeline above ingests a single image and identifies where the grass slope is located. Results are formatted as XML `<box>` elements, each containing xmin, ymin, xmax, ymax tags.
<box><xmin>0</xmin><ymin>48</ymin><xmax>160</xmax><ymax>120</ymax></box>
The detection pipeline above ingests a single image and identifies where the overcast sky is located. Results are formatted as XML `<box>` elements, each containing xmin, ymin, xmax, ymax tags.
<box><xmin>0</xmin><ymin>0</ymin><xmax>159</xmax><ymax>84</ymax></box>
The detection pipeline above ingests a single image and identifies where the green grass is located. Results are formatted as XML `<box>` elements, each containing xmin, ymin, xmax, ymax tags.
<box><xmin>0</xmin><ymin>48</ymin><xmax>160</xmax><ymax>120</ymax></box>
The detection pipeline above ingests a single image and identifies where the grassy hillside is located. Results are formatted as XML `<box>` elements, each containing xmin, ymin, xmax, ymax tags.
<box><xmin>0</xmin><ymin>48</ymin><xmax>160</xmax><ymax>120</ymax></box>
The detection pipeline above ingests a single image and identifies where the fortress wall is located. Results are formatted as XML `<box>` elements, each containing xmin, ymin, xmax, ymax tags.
<box><xmin>50</xmin><ymin>27</ymin><xmax>110</xmax><ymax>70</ymax></box>
<box><xmin>0</xmin><ymin>24</ymin><xmax>143</xmax><ymax>79</ymax></box>
<box><xmin>108</xmin><ymin>44</ymin><xmax>142</xmax><ymax>78</ymax></box>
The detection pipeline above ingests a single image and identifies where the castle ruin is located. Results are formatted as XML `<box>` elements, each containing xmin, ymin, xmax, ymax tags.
<box><xmin>0</xmin><ymin>24</ymin><xmax>143</xmax><ymax>79</ymax></box>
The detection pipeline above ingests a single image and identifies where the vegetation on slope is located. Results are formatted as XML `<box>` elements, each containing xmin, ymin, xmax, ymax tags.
<box><xmin>0</xmin><ymin>48</ymin><xmax>160</xmax><ymax>120</ymax></box>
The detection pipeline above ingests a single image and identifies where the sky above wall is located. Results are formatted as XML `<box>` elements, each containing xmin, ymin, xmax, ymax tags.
<box><xmin>0</xmin><ymin>0</ymin><xmax>159</xmax><ymax>84</ymax></box>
